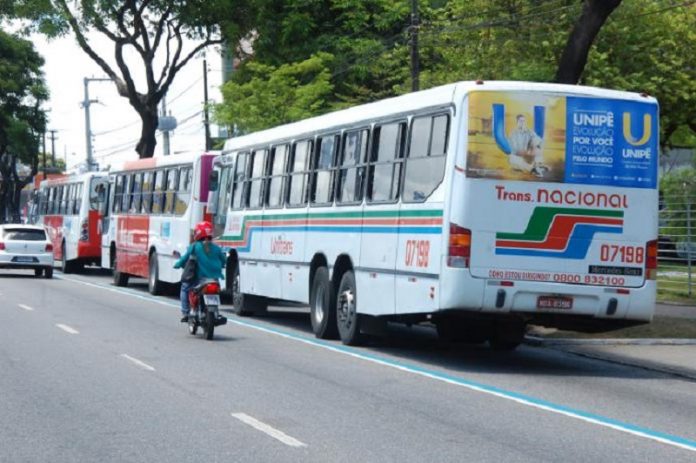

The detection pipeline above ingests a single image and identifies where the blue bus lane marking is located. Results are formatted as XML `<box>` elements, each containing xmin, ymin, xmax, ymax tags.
<box><xmin>56</xmin><ymin>273</ymin><xmax>696</xmax><ymax>454</ymax></box>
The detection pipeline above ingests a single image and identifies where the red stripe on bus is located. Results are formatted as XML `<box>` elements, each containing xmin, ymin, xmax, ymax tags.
<box><xmin>496</xmin><ymin>216</ymin><xmax>624</xmax><ymax>250</ymax></box>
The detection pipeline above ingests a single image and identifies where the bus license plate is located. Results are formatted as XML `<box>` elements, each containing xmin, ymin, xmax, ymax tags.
<box><xmin>537</xmin><ymin>296</ymin><xmax>573</xmax><ymax>310</ymax></box>
<box><xmin>203</xmin><ymin>295</ymin><xmax>220</xmax><ymax>306</ymax></box>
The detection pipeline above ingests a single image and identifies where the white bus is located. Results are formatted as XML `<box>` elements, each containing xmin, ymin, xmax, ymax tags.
<box><xmin>100</xmin><ymin>151</ymin><xmax>218</xmax><ymax>293</ymax></box>
<box><xmin>36</xmin><ymin>172</ymin><xmax>109</xmax><ymax>273</ymax></box>
<box><xmin>210</xmin><ymin>81</ymin><xmax>659</xmax><ymax>348</ymax></box>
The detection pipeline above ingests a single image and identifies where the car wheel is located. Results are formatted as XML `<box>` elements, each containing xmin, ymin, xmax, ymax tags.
<box><xmin>44</xmin><ymin>267</ymin><xmax>53</xmax><ymax>279</ymax></box>
<box><xmin>34</xmin><ymin>268</ymin><xmax>43</xmax><ymax>277</ymax></box>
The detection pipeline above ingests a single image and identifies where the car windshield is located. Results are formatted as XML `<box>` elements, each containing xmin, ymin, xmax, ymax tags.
<box><xmin>3</xmin><ymin>228</ymin><xmax>46</xmax><ymax>241</ymax></box>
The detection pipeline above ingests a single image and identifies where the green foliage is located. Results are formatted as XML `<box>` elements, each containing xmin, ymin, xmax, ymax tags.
<box><xmin>215</xmin><ymin>53</ymin><xmax>335</xmax><ymax>133</ymax></box>
<box><xmin>0</xmin><ymin>29</ymin><xmax>47</xmax><ymax>163</ymax></box>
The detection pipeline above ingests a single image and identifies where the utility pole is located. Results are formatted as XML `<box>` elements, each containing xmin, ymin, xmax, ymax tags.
<box><xmin>48</xmin><ymin>129</ymin><xmax>58</xmax><ymax>165</ymax></box>
<box><xmin>410</xmin><ymin>0</ymin><xmax>420</xmax><ymax>92</ymax></box>
<box><xmin>161</xmin><ymin>95</ymin><xmax>171</xmax><ymax>155</ymax></box>
<box><xmin>42</xmin><ymin>131</ymin><xmax>47</xmax><ymax>179</ymax></box>
<box><xmin>82</xmin><ymin>77</ymin><xmax>113</xmax><ymax>171</ymax></box>
<box><xmin>203</xmin><ymin>55</ymin><xmax>211</xmax><ymax>151</ymax></box>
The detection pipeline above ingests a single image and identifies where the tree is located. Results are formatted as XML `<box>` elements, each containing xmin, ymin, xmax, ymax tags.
<box><xmin>555</xmin><ymin>0</ymin><xmax>622</xmax><ymax>84</ymax></box>
<box><xmin>0</xmin><ymin>29</ymin><xmax>48</xmax><ymax>223</ymax></box>
<box><xmin>215</xmin><ymin>53</ymin><xmax>334</xmax><ymax>133</ymax></box>
<box><xmin>10</xmin><ymin>0</ymin><xmax>251</xmax><ymax>158</ymax></box>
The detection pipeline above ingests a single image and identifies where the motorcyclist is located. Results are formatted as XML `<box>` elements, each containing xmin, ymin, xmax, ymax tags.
<box><xmin>174</xmin><ymin>221</ymin><xmax>226</xmax><ymax>322</ymax></box>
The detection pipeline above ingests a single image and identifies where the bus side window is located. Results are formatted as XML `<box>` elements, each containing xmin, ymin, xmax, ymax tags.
<box><xmin>231</xmin><ymin>153</ymin><xmax>248</xmax><ymax>210</ymax></box>
<box><xmin>65</xmin><ymin>184</ymin><xmax>74</xmax><ymax>216</ymax></box>
<box><xmin>152</xmin><ymin>169</ymin><xmax>166</xmax><ymax>214</ymax></box>
<box><xmin>368</xmin><ymin>121</ymin><xmax>406</xmax><ymax>203</ymax></box>
<box><xmin>121</xmin><ymin>174</ymin><xmax>133</xmax><ymax>213</ymax></box>
<box><xmin>337</xmin><ymin>128</ymin><xmax>369</xmax><ymax>204</ymax></box>
<box><xmin>74</xmin><ymin>183</ymin><xmax>83</xmax><ymax>214</ymax></box>
<box><xmin>248</xmin><ymin>149</ymin><xmax>267</xmax><ymax>209</ymax></box>
<box><xmin>175</xmin><ymin>167</ymin><xmax>192</xmax><ymax>215</ymax></box>
<box><xmin>402</xmin><ymin>114</ymin><xmax>449</xmax><ymax>203</ymax></box>
<box><xmin>287</xmin><ymin>140</ymin><xmax>312</xmax><ymax>207</ymax></box>
<box><xmin>266</xmin><ymin>144</ymin><xmax>288</xmax><ymax>208</ymax></box>
<box><xmin>164</xmin><ymin>168</ymin><xmax>178</xmax><ymax>214</ymax></box>
<box><xmin>140</xmin><ymin>171</ymin><xmax>153</xmax><ymax>213</ymax></box>
<box><xmin>311</xmin><ymin>134</ymin><xmax>338</xmax><ymax>205</ymax></box>
<box><xmin>130</xmin><ymin>173</ymin><xmax>143</xmax><ymax>213</ymax></box>
<box><xmin>57</xmin><ymin>186</ymin><xmax>65</xmax><ymax>215</ymax></box>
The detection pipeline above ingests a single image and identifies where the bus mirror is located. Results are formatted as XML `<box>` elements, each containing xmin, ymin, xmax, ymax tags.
<box><xmin>209</xmin><ymin>171</ymin><xmax>219</xmax><ymax>192</ymax></box>
<box><xmin>208</xmin><ymin>189</ymin><xmax>219</xmax><ymax>214</ymax></box>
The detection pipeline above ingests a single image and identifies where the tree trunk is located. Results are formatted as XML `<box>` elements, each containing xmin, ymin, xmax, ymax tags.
<box><xmin>135</xmin><ymin>106</ymin><xmax>159</xmax><ymax>158</ymax></box>
<box><xmin>555</xmin><ymin>0</ymin><xmax>622</xmax><ymax>84</ymax></box>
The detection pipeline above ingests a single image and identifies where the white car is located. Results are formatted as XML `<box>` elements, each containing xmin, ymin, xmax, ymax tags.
<box><xmin>0</xmin><ymin>224</ymin><xmax>54</xmax><ymax>278</ymax></box>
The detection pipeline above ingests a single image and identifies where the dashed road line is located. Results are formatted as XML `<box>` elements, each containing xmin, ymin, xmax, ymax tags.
<box><xmin>231</xmin><ymin>413</ymin><xmax>307</xmax><ymax>448</ymax></box>
<box><xmin>56</xmin><ymin>324</ymin><xmax>79</xmax><ymax>335</ymax></box>
<box><xmin>18</xmin><ymin>304</ymin><xmax>35</xmax><ymax>311</ymax></box>
<box><xmin>57</xmin><ymin>273</ymin><xmax>696</xmax><ymax>454</ymax></box>
<box><xmin>121</xmin><ymin>354</ymin><xmax>156</xmax><ymax>372</ymax></box>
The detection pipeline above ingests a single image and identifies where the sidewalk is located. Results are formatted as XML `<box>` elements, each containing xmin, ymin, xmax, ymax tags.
<box><xmin>527</xmin><ymin>302</ymin><xmax>696</xmax><ymax>379</ymax></box>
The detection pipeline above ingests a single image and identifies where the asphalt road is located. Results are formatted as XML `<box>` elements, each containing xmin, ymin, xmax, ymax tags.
<box><xmin>1</xmin><ymin>267</ymin><xmax>696</xmax><ymax>462</ymax></box>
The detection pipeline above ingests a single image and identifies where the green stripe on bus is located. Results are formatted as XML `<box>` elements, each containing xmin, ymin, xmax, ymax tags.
<box><xmin>495</xmin><ymin>207</ymin><xmax>623</xmax><ymax>241</ymax></box>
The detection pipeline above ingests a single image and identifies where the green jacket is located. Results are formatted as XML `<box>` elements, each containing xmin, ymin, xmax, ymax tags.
<box><xmin>174</xmin><ymin>241</ymin><xmax>226</xmax><ymax>280</ymax></box>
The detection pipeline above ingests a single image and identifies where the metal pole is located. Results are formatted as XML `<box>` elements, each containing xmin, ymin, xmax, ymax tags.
<box><xmin>42</xmin><ymin>131</ymin><xmax>47</xmax><ymax>180</ymax></box>
<box><xmin>83</xmin><ymin>78</ymin><xmax>93</xmax><ymax>171</ymax></box>
<box><xmin>410</xmin><ymin>0</ymin><xmax>420</xmax><ymax>92</ymax></box>
<box><xmin>162</xmin><ymin>95</ymin><xmax>171</xmax><ymax>155</ymax></box>
<box><xmin>203</xmin><ymin>57</ymin><xmax>211</xmax><ymax>151</ymax></box>
<box><xmin>49</xmin><ymin>129</ymin><xmax>57</xmax><ymax>165</ymax></box>
<box><xmin>687</xmin><ymin>194</ymin><xmax>693</xmax><ymax>297</ymax></box>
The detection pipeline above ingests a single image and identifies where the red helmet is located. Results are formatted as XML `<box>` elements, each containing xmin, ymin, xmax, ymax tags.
<box><xmin>193</xmin><ymin>221</ymin><xmax>213</xmax><ymax>241</ymax></box>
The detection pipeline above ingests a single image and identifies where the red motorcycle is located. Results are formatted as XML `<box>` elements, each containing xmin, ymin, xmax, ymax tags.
<box><xmin>187</xmin><ymin>279</ymin><xmax>227</xmax><ymax>340</ymax></box>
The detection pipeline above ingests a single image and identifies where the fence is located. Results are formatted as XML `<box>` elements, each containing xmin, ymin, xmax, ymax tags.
<box><xmin>658</xmin><ymin>192</ymin><xmax>696</xmax><ymax>302</ymax></box>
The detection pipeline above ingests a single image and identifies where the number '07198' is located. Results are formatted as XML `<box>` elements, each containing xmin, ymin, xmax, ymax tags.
<box><xmin>600</xmin><ymin>244</ymin><xmax>644</xmax><ymax>264</ymax></box>
<box><xmin>405</xmin><ymin>240</ymin><xmax>430</xmax><ymax>268</ymax></box>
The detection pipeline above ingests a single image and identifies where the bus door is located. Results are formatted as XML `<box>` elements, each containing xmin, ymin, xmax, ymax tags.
<box><xmin>101</xmin><ymin>175</ymin><xmax>116</xmax><ymax>268</ymax></box>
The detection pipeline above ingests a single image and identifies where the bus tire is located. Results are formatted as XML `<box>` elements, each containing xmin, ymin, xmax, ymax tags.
<box><xmin>231</xmin><ymin>263</ymin><xmax>266</xmax><ymax>316</ymax></box>
<box><xmin>336</xmin><ymin>270</ymin><xmax>362</xmax><ymax>346</ymax></box>
<box><xmin>310</xmin><ymin>267</ymin><xmax>338</xmax><ymax>339</ymax></box>
<box><xmin>113</xmin><ymin>253</ymin><xmax>129</xmax><ymax>287</ymax></box>
<box><xmin>488</xmin><ymin>321</ymin><xmax>525</xmax><ymax>351</ymax></box>
<box><xmin>148</xmin><ymin>254</ymin><xmax>164</xmax><ymax>295</ymax></box>
<box><xmin>61</xmin><ymin>243</ymin><xmax>73</xmax><ymax>274</ymax></box>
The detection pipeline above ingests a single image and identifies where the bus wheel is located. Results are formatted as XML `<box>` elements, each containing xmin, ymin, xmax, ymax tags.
<box><xmin>310</xmin><ymin>267</ymin><xmax>338</xmax><ymax>339</ymax></box>
<box><xmin>148</xmin><ymin>254</ymin><xmax>163</xmax><ymax>295</ymax></box>
<box><xmin>336</xmin><ymin>270</ymin><xmax>362</xmax><ymax>346</ymax></box>
<box><xmin>231</xmin><ymin>263</ymin><xmax>266</xmax><ymax>316</ymax></box>
<box><xmin>113</xmin><ymin>254</ymin><xmax>129</xmax><ymax>287</ymax></box>
<box><xmin>488</xmin><ymin>321</ymin><xmax>525</xmax><ymax>351</ymax></box>
<box><xmin>61</xmin><ymin>243</ymin><xmax>73</xmax><ymax>274</ymax></box>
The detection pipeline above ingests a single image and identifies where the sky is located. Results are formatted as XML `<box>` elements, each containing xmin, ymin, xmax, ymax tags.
<box><xmin>33</xmin><ymin>31</ymin><xmax>225</xmax><ymax>171</ymax></box>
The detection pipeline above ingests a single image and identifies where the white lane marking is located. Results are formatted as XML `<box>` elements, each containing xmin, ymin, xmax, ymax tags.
<box><xmin>231</xmin><ymin>413</ymin><xmax>307</xmax><ymax>448</ymax></box>
<box><xmin>56</xmin><ymin>324</ymin><xmax>79</xmax><ymax>335</ymax></box>
<box><xmin>121</xmin><ymin>354</ymin><xmax>156</xmax><ymax>372</ymax></box>
<box><xmin>57</xmin><ymin>274</ymin><xmax>696</xmax><ymax>453</ymax></box>
<box><xmin>18</xmin><ymin>304</ymin><xmax>35</xmax><ymax>311</ymax></box>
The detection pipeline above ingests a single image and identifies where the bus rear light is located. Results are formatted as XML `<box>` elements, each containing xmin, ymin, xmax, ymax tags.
<box><xmin>646</xmin><ymin>239</ymin><xmax>658</xmax><ymax>280</ymax></box>
<box><xmin>80</xmin><ymin>219</ymin><xmax>89</xmax><ymax>241</ymax></box>
<box><xmin>448</xmin><ymin>224</ymin><xmax>471</xmax><ymax>268</ymax></box>
<box><xmin>45</xmin><ymin>244</ymin><xmax>53</xmax><ymax>252</ymax></box>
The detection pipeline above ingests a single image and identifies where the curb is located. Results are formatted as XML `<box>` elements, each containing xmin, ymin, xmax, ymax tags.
<box><xmin>525</xmin><ymin>336</ymin><xmax>696</xmax><ymax>346</ymax></box>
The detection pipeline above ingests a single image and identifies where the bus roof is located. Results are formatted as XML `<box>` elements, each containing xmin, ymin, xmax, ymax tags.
<box><xmin>108</xmin><ymin>150</ymin><xmax>220</xmax><ymax>174</ymax></box>
<box><xmin>38</xmin><ymin>171</ymin><xmax>107</xmax><ymax>188</ymax></box>
<box><xmin>222</xmin><ymin>80</ymin><xmax>657</xmax><ymax>152</ymax></box>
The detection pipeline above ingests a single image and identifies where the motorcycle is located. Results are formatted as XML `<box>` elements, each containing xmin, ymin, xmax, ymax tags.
<box><xmin>187</xmin><ymin>279</ymin><xmax>227</xmax><ymax>340</ymax></box>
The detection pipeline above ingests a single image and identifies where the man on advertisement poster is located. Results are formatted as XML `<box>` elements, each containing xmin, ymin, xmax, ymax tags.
<box><xmin>508</xmin><ymin>114</ymin><xmax>550</xmax><ymax>178</ymax></box>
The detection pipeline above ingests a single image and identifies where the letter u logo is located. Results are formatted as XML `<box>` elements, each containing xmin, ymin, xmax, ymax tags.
<box><xmin>492</xmin><ymin>104</ymin><xmax>545</xmax><ymax>155</ymax></box>
<box><xmin>622</xmin><ymin>112</ymin><xmax>651</xmax><ymax>146</ymax></box>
